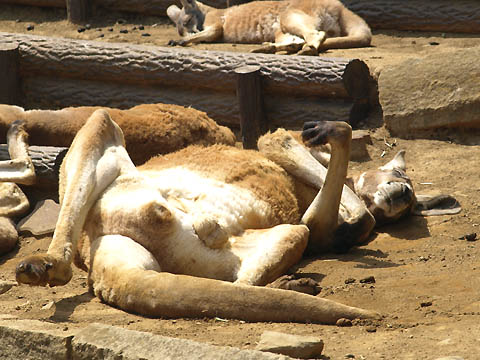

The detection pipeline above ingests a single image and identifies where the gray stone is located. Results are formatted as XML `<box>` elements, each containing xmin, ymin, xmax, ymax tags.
<box><xmin>0</xmin><ymin>319</ymin><xmax>75</xmax><ymax>360</ymax></box>
<box><xmin>255</xmin><ymin>331</ymin><xmax>324</xmax><ymax>359</ymax></box>
<box><xmin>17</xmin><ymin>198</ymin><xmax>60</xmax><ymax>236</ymax></box>
<box><xmin>351</xmin><ymin>130</ymin><xmax>372</xmax><ymax>161</ymax></box>
<box><xmin>379</xmin><ymin>47</ymin><xmax>480</xmax><ymax>137</ymax></box>
<box><xmin>72</xmin><ymin>323</ymin><xmax>291</xmax><ymax>360</ymax></box>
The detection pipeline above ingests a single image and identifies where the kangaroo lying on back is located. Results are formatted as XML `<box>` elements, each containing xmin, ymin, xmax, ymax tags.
<box><xmin>167</xmin><ymin>0</ymin><xmax>372</xmax><ymax>55</ymax></box>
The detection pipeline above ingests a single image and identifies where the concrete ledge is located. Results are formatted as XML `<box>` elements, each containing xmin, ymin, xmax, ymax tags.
<box><xmin>0</xmin><ymin>320</ymin><xmax>291</xmax><ymax>360</ymax></box>
<box><xmin>0</xmin><ymin>319</ymin><xmax>74</xmax><ymax>360</ymax></box>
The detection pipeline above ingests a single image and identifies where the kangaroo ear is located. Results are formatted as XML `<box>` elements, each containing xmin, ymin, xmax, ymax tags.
<box><xmin>167</xmin><ymin>5</ymin><xmax>182</xmax><ymax>22</ymax></box>
<box><xmin>413</xmin><ymin>194</ymin><xmax>461</xmax><ymax>216</ymax></box>
<box><xmin>379</xmin><ymin>150</ymin><xmax>406</xmax><ymax>171</ymax></box>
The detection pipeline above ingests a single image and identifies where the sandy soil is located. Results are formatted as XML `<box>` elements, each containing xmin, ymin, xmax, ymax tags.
<box><xmin>1</xmin><ymin>3</ymin><xmax>480</xmax><ymax>360</ymax></box>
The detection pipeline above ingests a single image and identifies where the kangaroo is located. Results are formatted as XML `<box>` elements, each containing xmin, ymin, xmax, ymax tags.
<box><xmin>167</xmin><ymin>0</ymin><xmax>372</xmax><ymax>55</ymax></box>
<box><xmin>12</xmin><ymin>113</ymin><xmax>460</xmax><ymax>323</ymax></box>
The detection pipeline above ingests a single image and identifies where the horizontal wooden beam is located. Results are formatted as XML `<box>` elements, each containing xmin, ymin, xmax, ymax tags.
<box><xmin>0</xmin><ymin>32</ymin><xmax>364</xmax><ymax>99</ymax></box>
<box><xmin>0</xmin><ymin>32</ymin><xmax>369</xmax><ymax>127</ymax></box>
<box><xmin>342</xmin><ymin>0</ymin><xmax>480</xmax><ymax>33</ymax></box>
<box><xmin>1</xmin><ymin>0</ymin><xmax>478</xmax><ymax>33</ymax></box>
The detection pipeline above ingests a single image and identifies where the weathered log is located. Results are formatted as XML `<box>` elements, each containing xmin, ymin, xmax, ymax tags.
<box><xmin>0</xmin><ymin>0</ymin><xmax>247</xmax><ymax>13</ymax></box>
<box><xmin>0</xmin><ymin>0</ymin><xmax>64</xmax><ymax>7</ymax></box>
<box><xmin>0</xmin><ymin>44</ymin><xmax>21</xmax><ymax>106</ymax></box>
<box><xmin>1</xmin><ymin>0</ymin><xmax>477</xmax><ymax>33</ymax></box>
<box><xmin>96</xmin><ymin>0</ymin><xmax>246</xmax><ymax>15</ymax></box>
<box><xmin>342</xmin><ymin>0</ymin><xmax>480</xmax><ymax>34</ymax></box>
<box><xmin>20</xmin><ymin>76</ymin><xmax>352</xmax><ymax>130</ymax></box>
<box><xmin>235</xmin><ymin>65</ymin><xmax>267</xmax><ymax>150</ymax></box>
<box><xmin>0</xmin><ymin>32</ymin><xmax>366</xmax><ymax>100</ymax></box>
<box><xmin>0</xmin><ymin>144</ymin><xmax>67</xmax><ymax>187</ymax></box>
<box><xmin>66</xmin><ymin>0</ymin><xmax>91</xmax><ymax>24</ymax></box>
<box><xmin>0</xmin><ymin>32</ymin><xmax>368</xmax><ymax>127</ymax></box>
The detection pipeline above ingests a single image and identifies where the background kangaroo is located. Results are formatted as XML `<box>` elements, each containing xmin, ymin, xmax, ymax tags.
<box><xmin>167</xmin><ymin>0</ymin><xmax>372</xmax><ymax>55</ymax></box>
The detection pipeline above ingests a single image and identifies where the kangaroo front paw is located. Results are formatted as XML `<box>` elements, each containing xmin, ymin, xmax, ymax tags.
<box><xmin>296</xmin><ymin>44</ymin><xmax>318</xmax><ymax>56</ymax></box>
<box><xmin>167</xmin><ymin>39</ymin><xmax>187</xmax><ymax>46</ymax></box>
<box><xmin>15</xmin><ymin>254</ymin><xmax>72</xmax><ymax>287</ymax></box>
<box><xmin>267</xmin><ymin>274</ymin><xmax>322</xmax><ymax>295</ymax></box>
<box><xmin>193</xmin><ymin>216</ymin><xmax>229</xmax><ymax>249</ymax></box>
<box><xmin>302</xmin><ymin>121</ymin><xmax>351</xmax><ymax>147</ymax></box>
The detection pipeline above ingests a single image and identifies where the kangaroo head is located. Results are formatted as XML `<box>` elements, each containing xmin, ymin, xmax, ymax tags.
<box><xmin>354</xmin><ymin>150</ymin><xmax>416</xmax><ymax>225</ymax></box>
<box><xmin>167</xmin><ymin>0</ymin><xmax>205</xmax><ymax>36</ymax></box>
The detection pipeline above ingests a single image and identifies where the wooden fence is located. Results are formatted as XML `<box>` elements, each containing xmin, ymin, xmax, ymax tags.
<box><xmin>0</xmin><ymin>32</ymin><xmax>372</xmax><ymax>135</ymax></box>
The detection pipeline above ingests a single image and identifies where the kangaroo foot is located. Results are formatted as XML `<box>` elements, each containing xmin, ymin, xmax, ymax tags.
<box><xmin>15</xmin><ymin>254</ymin><xmax>72</xmax><ymax>287</ymax></box>
<box><xmin>251</xmin><ymin>43</ymin><xmax>276</xmax><ymax>54</ymax></box>
<box><xmin>296</xmin><ymin>44</ymin><xmax>318</xmax><ymax>56</ymax></box>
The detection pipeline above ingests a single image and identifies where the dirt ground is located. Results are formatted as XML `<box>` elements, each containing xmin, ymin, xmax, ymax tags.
<box><xmin>1</xmin><ymin>4</ymin><xmax>480</xmax><ymax>360</ymax></box>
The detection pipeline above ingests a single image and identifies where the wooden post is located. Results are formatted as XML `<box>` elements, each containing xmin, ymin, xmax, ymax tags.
<box><xmin>66</xmin><ymin>0</ymin><xmax>90</xmax><ymax>24</ymax></box>
<box><xmin>0</xmin><ymin>43</ymin><xmax>21</xmax><ymax>106</ymax></box>
<box><xmin>235</xmin><ymin>65</ymin><xmax>267</xmax><ymax>150</ymax></box>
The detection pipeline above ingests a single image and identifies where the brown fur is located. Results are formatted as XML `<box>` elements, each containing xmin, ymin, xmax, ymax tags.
<box><xmin>167</xmin><ymin>0</ymin><xmax>371</xmax><ymax>55</ymax></box>
<box><xmin>16</xmin><ymin>111</ymin><xmax>382</xmax><ymax>323</ymax></box>
<box><xmin>141</xmin><ymin>144</ymin><xmax>300</xmax><ymax>225</ymax></box>
<box><xmin>0</xmin><ymin>103</ymin><xmax>235</xmax><ymax>165</ymax></box>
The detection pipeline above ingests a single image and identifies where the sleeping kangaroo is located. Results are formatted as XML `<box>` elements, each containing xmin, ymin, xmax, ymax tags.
<box><xmin>167</xmin><ymin>0</ymin><xmax>372</xmax><ymax>55</ymax></box>
<box><xmin>13</xmin><ymin>112</ymin><xmax>459</xmax><ymax>323</ymax></box>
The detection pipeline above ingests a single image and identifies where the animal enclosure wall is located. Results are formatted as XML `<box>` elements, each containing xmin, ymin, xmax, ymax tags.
<box><xmin>0</xmin><ymin>0</ymin><xmax>478</xmax><ymax>33</ymax></box>
<box><xmin>0</xmin><ymin>32</ymin><xmax>372</xmax><ymax>131</ymax></box>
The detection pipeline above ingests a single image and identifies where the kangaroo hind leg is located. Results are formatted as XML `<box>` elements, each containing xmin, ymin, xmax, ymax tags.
<box><xmin>280</xmin><ymin>10</ymin><xmax>326</xmax><ymax>55</ymax></box>
<box><xmin>89</xmin><ymin>235</ymin><xmax>379</xmax><ymax>323</ymax></box>
<box><xmin>16</xmin><ymin>109</ymin><xmax>136</xmax><ymax>287</ymax></box>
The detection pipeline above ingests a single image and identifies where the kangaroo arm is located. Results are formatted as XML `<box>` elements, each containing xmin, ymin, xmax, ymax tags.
<box><xmin>0</xmin><ymin>120</ymin><xmax>36</xmax><ymax>185</ymax></box>
<box><xmin>175</xmin><ymin>23</ymin><xmax>223</xmax><ymax>45</ymax></box>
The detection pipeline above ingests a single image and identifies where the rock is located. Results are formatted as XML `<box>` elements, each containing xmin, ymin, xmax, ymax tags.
<box><xmin>0</xmin><ymin>182</ymin><xmax>29</xmax><ymax>217</ymax></box>
<box><xmin>74</xmin><ymin>323</ymin><xmax>289</xmax><ymax>360</ymax></box>
<box><xmin>420</xmin><ymin>301</ymin><xmax>433</xmax><ymax>307</ymax></box>
<box><xmin>0</xmin><ymin>280</ymin><xmax>17</xmax><ymax>295</ymax></box>
<box><xmin>17</xmin><ymin>199</ymin><xmax>60</xmax><ymax>236</ymax></box>
<box><xmin>26</xmin><ymin>25</ymin><xmax>34</xmax><ymax>31</ymax></box>
<box><xmin>255</xmin><ymin>331</ymin><xmax>324</xmax><ymax>359</ymax></box>
<box><xmin>0</xmin><ymin>217</ymin><xmax>18</xmax><ymax>255</ymax></box>
<box><xmin>359</xmin><ymin>275</ymin><xmax>376</xmax><ymax>284</ymax></box>
<box><xmin>336</xmin><ymin>318</ymin><xmax>353</xmax><ymax>327</ymax></box>
<box><xmin>434</xmin><ymin>357</ymin><xmax>464</xmax><ymax>360</ymax></box>
<box><xmin>41</xmin><ymin>301</ymin><xmax>55</xmax><ymax>311</ymax></box>
<box><xmin>351</xmin><ymin>130</ymin><xmax>372</xmax><ymax>161</ymax></box>
<box><xmin>380</xmin><ymin>47</ymin><xmax>480</xmax><ymax>136</ymax></box>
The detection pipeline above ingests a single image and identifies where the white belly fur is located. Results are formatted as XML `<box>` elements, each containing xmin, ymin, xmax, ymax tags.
<box><xmin>88</xmin><ymin>167</ymin><xmax>276</xmax><ymax>280</ymax></box>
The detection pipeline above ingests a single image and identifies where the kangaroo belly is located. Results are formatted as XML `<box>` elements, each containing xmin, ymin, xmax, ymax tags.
<box><xmin>221</xmin><ymin>2</ymin><xmax>287</xmax><ymax>43</ymax></box>
<box><xmin>83</xmin><ymin>165</ymin><xmax>299</xmax><ymax>280</ymax></box>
